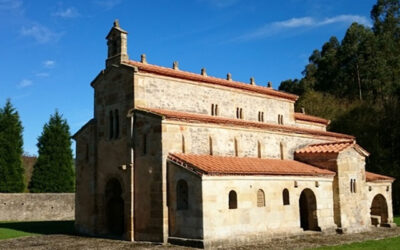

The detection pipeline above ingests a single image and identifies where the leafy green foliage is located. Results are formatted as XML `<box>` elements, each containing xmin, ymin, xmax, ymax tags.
<box><xmin>29</xmin><ymin>111</ymin><xmax>75</xmax><ymax>193</ymax></box>
<box><xmin>280</xmin><ymin>0</ymin><xmax>400</xmax><ymax>213</ymax></box>
<box><xmin>0</xmin><ymin>100</ymin><xmax>25</xmax><ymax>192</ymax></box>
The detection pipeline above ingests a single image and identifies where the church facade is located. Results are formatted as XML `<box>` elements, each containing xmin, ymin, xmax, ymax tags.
<box><xmin>73</xmin><ymin>21</ymin><xmax>395</xmax><ymax>248</ymax></box>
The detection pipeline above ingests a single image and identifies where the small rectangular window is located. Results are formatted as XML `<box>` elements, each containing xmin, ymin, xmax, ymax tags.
<box><xmin>211</xmin><ymin>104</ymin><xmax>218</xmax><ymax>116</ymax></box>
<box><xmin>278</xmin><ymin>114</ymin><xmax>284</xmax><ymax>125</ymax></box>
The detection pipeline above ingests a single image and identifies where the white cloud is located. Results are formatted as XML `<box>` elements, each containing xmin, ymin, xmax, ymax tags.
<box><xmin>36</xmin><ymin>72</ymin><xmax>49</xmax><ymax>77</ymax></box>
<box><xmin>0</xmin><ymin>0</ymin><xmax>22</xmax><ymax>10</ymax></box>
<box><xmin>234</xmin><ymin>15</ymin><xmax>372</xmax><ymax>42</ymax></box>
<box><xmin>17</xmin><ymin>79</ymin><xmax>32</xmax><ymax>88</ymax></box>
<box><xmin>43</xmin><ymin>60</ymin><xmax>55</xmax><ymax>68</ymax></box>
<box><xmin>20</xmin><ymin>24</ymin><xmax>62</xmax><ymax>44</ymax></box>
<box><xmin>93</xmin><ymin>0</ymin><xmax>122</xmax><ymax>9</ymax></box>
<box><xmin>53</xmin><ymin>7</ymin><xmax>80</xmax><ymax>18</ymax></box>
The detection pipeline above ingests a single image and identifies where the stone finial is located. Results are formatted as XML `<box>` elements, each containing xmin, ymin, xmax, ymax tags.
<box><xmin>113</xmin><ymin>19</ymin><xmax>120</xmax><ymax>28</ymax></box>
<box><xmin>201</xmin><ymin>68</ymin><xmax>207</xmax><ymax>76</ymax></box>
<box><xmin>301</xmin><ymin>107</ymin><xmax>306</xmax><ymax>114</ymax></box>
<box><xmin>227</xmin><ymin>73</ymin><xmax>232</xmax><ymax>81</ymax></box>
<box><xmin>141</xmin><ymin>54</ymin><xmax>147</xmax><ymax>64</ymax></box>
<box><xmin>267</xmin><ymin>81</ymin><xmax>272</xmax><ymax>88</ymax></box>
<box><xmin>173</xmin><ymin>61</ymin><xmax>179</xmax><ymax>70</ymax></box>
<box><xmin>250</xmin><ymin>77</ymin><xmax>255</xmax><ymax>85</ymax></box>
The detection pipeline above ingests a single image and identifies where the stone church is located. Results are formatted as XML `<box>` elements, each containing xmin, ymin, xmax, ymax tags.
<box><xmin>73</xmin><ymin>21</ymin><xmax>395</xmax><ymax>248</ymax></box>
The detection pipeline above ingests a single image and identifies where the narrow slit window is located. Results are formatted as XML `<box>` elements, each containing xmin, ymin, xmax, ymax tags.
<box><xmin>109</xmin><ymin>111</ymin><xmax>114</xmax><ymax>139</ymax></box>
<box><xmin>114</xmin><ymin>109</ymin><xmax>119</xmax><ymax>139</ymax></box>
<box><xmin>234</xmin><ymin>138</ymin><xmax>239</xmax><ymax>157</ymax></box>
<box><xmin>182</xmin><ymin>135</ymin><xmax>185</xmax><ymax>153</ymax></box>
<box><xmin>236</xmin><ymin>107</ymin><xmax>240</xmax><ymax>119</ymax></box>
<box><xmin>143</xmin><ymin>134</ymin><xmax>147</xmax><ymax>155</ymax></box>
<box><xmin>215</xmin><ymin>104</ymin><xmax>218</xmax><ymax>116</ymax></box>
<box><xmin>280</xmin><ymin>142</ymin><xmax>285</xmax><ymax>160</ymax></box>
<box><xmin>258</xmin><ymin>111</ymin><xmax>264</xmax><ymax>122</ymax></box>
<box><xmin>239</xmin><ymin>108</ymin><xmax>243</xmax><ymax>119</ymax></box>
<box><xmin>209</xmin><ymin>136</ymin><xmax>213</xmax><ymax>155</ymax></box>
<box><xmin>211</xmin><ymin>104</ymin><xmax>215</xmax><ymax>116</ymax></box>
<box><xmin>257</xmin><ymin>141</ymin><xmax>262</xmax><ymax>158</ymax></box>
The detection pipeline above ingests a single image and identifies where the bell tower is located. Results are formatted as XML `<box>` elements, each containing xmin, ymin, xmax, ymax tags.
<box><xmin>106</xmin><ymin>19</ymin><xmax>128</xmax><ymax>68</ymax></box>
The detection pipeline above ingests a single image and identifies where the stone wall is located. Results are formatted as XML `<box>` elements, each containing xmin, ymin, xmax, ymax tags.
<box><xmin>134</xmin><ymin>72</ymin><xmax>296</xmax><ymax>126</ymax></box>
<box><xmin>366</xmin><ymin>181</ymin><xmax>394</xmax><ymax>225</ymax></box>
<box><xmin>0</xmin><ymin>193</ymin><xmax>74</xmax><ymax>221</ymax></box>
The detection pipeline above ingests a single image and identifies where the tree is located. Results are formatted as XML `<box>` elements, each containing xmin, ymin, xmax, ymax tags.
<box><xmin>29</xmin><ymin>111</ymin><xmax>75</xmax><ymax>192</ymax></box>
<box><xmin>0</xmin><ymin>99</ymin><xmax>25</xmax><ymax>192</ymax></box>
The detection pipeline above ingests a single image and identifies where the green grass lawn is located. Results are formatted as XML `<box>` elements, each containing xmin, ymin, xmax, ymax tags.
<box><xmin>315</xmin><ymin>217</ymin><xmax>400</xmax><ymax>250</ymax></box>
<box><xmin>0</xmin><ymin>221</ymin><xmax>74</xmax><ymax>240</ymax></box>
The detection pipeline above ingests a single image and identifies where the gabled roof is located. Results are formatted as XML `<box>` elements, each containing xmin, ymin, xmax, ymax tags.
<box><xmin>124</xmin><ymin>60</ymin><xmax>298</xmax><ymax>101</ymax></box>
<box><xmin>294</xmin><ymin>112</ymin><xmax>330</xmax><ymax>125</ymax></box>
<box><xmin>366</xmin><ymin>171</ymin><xmax>395</xmax><ymax>183</ymax></box>
<box><xmin>72</xmin><ymin>119</ymin><xmax>95</xmax><ymax>140</ymax></box>
<box><xmin>134</xmin><ymin>107</ymin><xmax>354</xmax><ymax>140</ymax></box>
<box><xmin>168</xmin><ymin>153</ymin><xmax>335</xmax><ymax>177</ymax></box>
<box><xmin>295</xmin><ymin>141</ymin><xmax>369</xmax><ymax>157</ymax></box>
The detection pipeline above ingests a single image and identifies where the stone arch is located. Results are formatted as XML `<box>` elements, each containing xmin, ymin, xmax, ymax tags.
<box><xmin>105</xmin><ymin>178</ymin><xmax>124</xmax><ymax>237</ymax></box>
<box><xmin>299</xmin><ymin>188</ymin><xmax>319</xmax><ymax>231</ymax></box>
<box><xmin>370</xmin><ymin>194</ymin><xmax>388</xmax><ymax>226</ymax></box>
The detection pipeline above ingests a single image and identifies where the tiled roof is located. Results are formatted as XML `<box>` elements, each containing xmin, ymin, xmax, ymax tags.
<box><xmin>294</xmin><ymin>113</ymin><xmax>330</xmax><ymax>125</ymax></box>
<box><xmin>135</xmin><ymin>107</ymin><xmax>354</xmax><ymax>140</ymax></box>
<box><xmin>125</xmin><ymin>60</ymin><xmax>298</xmax><ymax>101</ymax></box>
<box><xmin>295</xmin><ymin>141</ymin><xmax>369</xmax><ymax>156</ymax></box>
<box><xmin>168</xmin><ymin>153</ymin><xmax>335</xmax><ymax>177</ymax></box>
<box><xmin>366</xmin><ymin>171</ymin><xmax>395</xmax><ymax>182</ymax></box>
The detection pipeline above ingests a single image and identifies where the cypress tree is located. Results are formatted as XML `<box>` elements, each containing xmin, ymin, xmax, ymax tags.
<box><xmin>0</xmin><ymin>99</ymin><xmax>25</xmax><ymax>192</ymax></box>
<box><xmin>29</xmin><ymin>111</ymin><xmax>75</xmax><ymax>192</ymax></box>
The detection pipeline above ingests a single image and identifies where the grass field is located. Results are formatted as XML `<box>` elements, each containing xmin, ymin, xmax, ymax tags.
<box><xmin>0</xmin><ymin>221</ymin><xmax>74</xmax><ymax>240</ymax></box>
<box><xmin>0</xmin><ymin>218</ymin><xmax>399</xmax><ymax>249</ymax></box>
<box><xmin>314</xmin><ymin>217</ymin><xmax>400</xmax><ymax>249</ymax></box>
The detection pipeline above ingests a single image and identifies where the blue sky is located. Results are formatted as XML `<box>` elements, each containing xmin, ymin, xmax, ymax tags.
<box><xmin>0</xmin><ymin>0</ymin><xmax>377</xmax><ymax>155</ymax></box>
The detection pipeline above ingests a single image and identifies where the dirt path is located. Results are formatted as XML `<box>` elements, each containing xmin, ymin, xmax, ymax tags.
<box><xmin>1</xmin><ymin>227</ymin><xmax>400</xmax><ymax>250</ymax></box>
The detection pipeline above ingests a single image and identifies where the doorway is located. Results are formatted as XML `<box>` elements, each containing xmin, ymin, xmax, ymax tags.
<box><xmin>299</xmin><ymin>188</ymin><xmax>320</xmax><ymax>231</ymax></box>
<box><xmin>105</xmin><ymin>178</ymin><xmax>124</xmax><ymax>237</ymax></box>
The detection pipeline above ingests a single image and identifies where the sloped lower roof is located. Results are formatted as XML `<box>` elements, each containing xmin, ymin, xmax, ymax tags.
<box><xmin>134</xmin><ymin>107</ymin><xmax>354</xmax><ymax>140</ymax></box>
<box><xmin>294</xmin><ymin>112</ymin><xmax>330</xmax><ymax>125</ymax></box>
<box><xmin>125</xmin><ymin>60</ymin><xmax>298</xmax><ymax>101</ymax></box>
<box><xmin>366</xmin><ymin>171</ymin><xmax>395</xmax><ymax>182</ymax></box>
<box><xmin>295</xmin><ymin>141</ymin><xmax>369</xmax><ymax>157</ymax></box>
<box><xmin>168</xmin><ymin>153</ymin><xmax>335</xmax><ymax>177</ymax></box>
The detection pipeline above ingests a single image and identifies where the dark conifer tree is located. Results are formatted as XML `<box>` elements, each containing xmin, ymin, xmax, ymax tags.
<box><xmin>0</xmin><ymin>99</ymin><xmax>25</xmax><ymax>192</ymax></box>
<box><xmin>29</xmin><ymin>111</ymin><xmax>74</xmax><ymax>192</ymax></box>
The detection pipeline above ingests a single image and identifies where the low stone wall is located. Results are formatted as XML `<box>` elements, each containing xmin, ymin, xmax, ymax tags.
<box><xmin>0</xmin><ymin>193</ymin><xmax>74</xmax><ymax>221</ymax></box>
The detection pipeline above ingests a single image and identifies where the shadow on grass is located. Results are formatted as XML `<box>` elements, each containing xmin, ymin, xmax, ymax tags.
<box><xmin>0</xmin><ymin>220</ymin><xmax>75</xmax><ymax>236</ymax></box>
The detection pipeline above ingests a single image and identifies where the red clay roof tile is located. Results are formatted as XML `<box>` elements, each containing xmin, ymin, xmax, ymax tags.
<box><xmin>294</xmin><ymin>113</ymin><xmax>330</xmax><ymax>125</ymax></box>
<box><xmin>366</xmin><ymin>171</ymin><xmax>395</xmax><ymax>182</ymax></box>
<box><xmin>135</xmin><ymin>107</ymin><xmax>354</xmax><ymax>140</ymax></box>
<box><xmin>125</xmin><ymin>60</ymin><xmax>298</xmax><ymax>101</ymax></box>
<box><xmin>168</xmin><ymin>153</ymin><xmax>335</xmax><ymax>177</ymax></box>
<box><xmin>295</xmin><ymin>141</ymin><xmax>369</xmax><ymax>157</ymax></box>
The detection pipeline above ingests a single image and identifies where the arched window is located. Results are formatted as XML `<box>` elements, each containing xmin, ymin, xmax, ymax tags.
<box><xmin>176</xmin><ymin>180</ymin><xmax>188</xmax><ymax>210</ymax></box>
<box><xmin>283</xmin><ymin>188</ymin><xmax>290</xmax><ymax>205</ymax></box>
<box><xmin>109</xmin><ymin>111</ymin><xmax>114</xmax><ymax>139</ymax></box>
<box><xmin>229</xmin><ymin>190</ymin><xmax>237</xmax><ymax>209</ymax></box>
<box><xmin>257</xmin><ymin>189</ymin><xmax>265</xmax><ymax>207</ymax></box>
<box><xmin>114</xmin><ymin>109</ymin><xmax>119</xmax><ymax>138</ymax></box>
<box><xmin>257</xmin><ymin>141</ymin><xmax>262</xmax><ymax>158</ymax></box>
<box><xmin>234</xmin><ymin>138</ymin><xmax>239</xmax><ymax>156</ymax></box>
<box><xmin>209</xmin><ymin>136</ymin><xmax>213</xmax><ymax>155</ymax></box>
